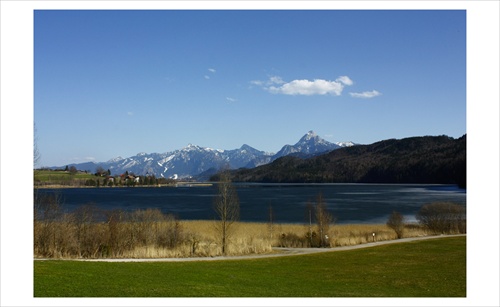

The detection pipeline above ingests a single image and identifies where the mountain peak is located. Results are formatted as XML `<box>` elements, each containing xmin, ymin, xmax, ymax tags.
<box><xmin>303</xmin><ymin>130</ymin><xmax>317</xmax><ymax>139</ymax></box>
<box><xmin>184</xmin><ymin>143</ymin><xmax>203</xmax><ymax>150</ymax></box>
<box><xmin>240</xmin><ymin>144</ymin><xmax>254</xmax><ymax>150</ymax></box>
<box><xmin>273</xmin><ymin>131</ymin><xmax>340</xmax><ymax>159</ymax></box>
<box><xmin>107</xmin><ymin>156</ymin><xmax>124</xmax><ymax>163</ymax></box>
<box><xmin>298</xmin><ymin>130</ymin><xmax>322</xmax><ymax>144</ymax></box>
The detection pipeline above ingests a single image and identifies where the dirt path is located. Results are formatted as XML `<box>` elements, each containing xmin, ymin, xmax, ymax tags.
<box><xmin>34</xmin><ymin>234</ymin><xmax>465</xmax><ymax>263</ymax></box>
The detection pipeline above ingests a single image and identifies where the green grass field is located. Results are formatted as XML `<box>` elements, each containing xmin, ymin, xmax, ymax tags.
<box><xmin>34</xmin><ymin>170</ymin><xmax>95</xmax><ymax>180</ymax></box>
<box><xmin>34</xmin><ymin>236</ymin><xmax>465</xmax><ymax>297</ymax></box>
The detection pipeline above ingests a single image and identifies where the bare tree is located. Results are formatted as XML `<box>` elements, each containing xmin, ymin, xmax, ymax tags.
<box><xmin>268</xmin><ymin>204</ymin><xmax>274</xmax><ymax>241</ymax></box>
<box><xmin>34</xmin><ymin>191</ymin><xmax>66</xmax><ymax>256</ymax></box>
<box><xmin>69</xmin><ymin>165</ymin><xmax>78</xmax><ymax>175</ymax></box>
<box><xmin>386</xmin><ymin>211</ymin><xmax>406</xmax><ymax>239</ymax></box>
<box><xmin>106</xmin><ymin>209</ymin><xmax>128</xmax><ymax>256</ymax></box>
<box><xmin>305</xmin><ymin>202</ymin><xmax>314</xmax><ymax>247</ymax></box>
<box><xmin>213</xmin><ymin>170</ymin><xmax>240</xmax><ymax>255</ymax></box>
<box><xmin>71</xmin><ymin>203</ymin><xmax>105</xmax><ymax>257</ymax></box>
<box><xmin>34</xmin><ymin>123</ymin><xmax>41</xmax><ymax>168</ymax></box>
<box><xmin>95</xmin><ymin>166</ymin><xmax>106</xmax><ymax>176</ymax></box>
<box><xmin>315</xmin><ymin>193</ymin><xmax>333</xmax><ymax>247</ymax></box>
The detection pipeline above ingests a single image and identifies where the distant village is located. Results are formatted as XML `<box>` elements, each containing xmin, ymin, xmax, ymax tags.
<box><xmin>94</xmin><ymin>169</ymin><xmax>177</xmax><ymax>187</ymax></box>
<box><xmin>35</xmin><ymin>166</ymin><xmax>180</xmax><ymax>188</ymax></box>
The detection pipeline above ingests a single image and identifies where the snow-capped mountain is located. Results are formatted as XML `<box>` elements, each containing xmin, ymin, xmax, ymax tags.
<box><xmin>84</xmin><ymin>144</ymin><xmax>273</xmax><ymax>179</ymax></box>
<box><xmin>334</xmin><ymin>141</ymin><xmax>356</xmax><ymax>147</ymax></box>
<box><xmin>60</xmin><ymin>131</ymin><xmax>356</xmax><ymax>179</ymax></box>
<box><xmin>272</xmin><ymin>131</ymin><xmax>342</xmax><ymax>160</ymax></box>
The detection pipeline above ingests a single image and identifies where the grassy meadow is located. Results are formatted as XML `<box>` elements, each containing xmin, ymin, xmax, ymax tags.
<box><xmin>34</xmin><ymin>236</ymin><xmax>466</xmax><ymax>297</ymax></box>
<box><xmin>34</xmin><ymin>170</ymin><xmax>96</xmax><ymax>187</ymax></box>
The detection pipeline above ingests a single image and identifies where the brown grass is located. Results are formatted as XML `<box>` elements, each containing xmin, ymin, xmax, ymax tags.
<box><xmin>116</xmin><ymin>221</ymin><xmax>429</xmax><ymax>258</ymax></box>
<box><xmin>34</xmin><ymin>219</ymin><xmax>430</xmax><ymax>259</ymax></box>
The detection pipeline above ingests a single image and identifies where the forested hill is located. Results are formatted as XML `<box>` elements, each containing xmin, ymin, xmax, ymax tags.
<box><xmin>227</xmin><ymin>135</ymin><xmax>466</xmax><ymax>188</ymax></box>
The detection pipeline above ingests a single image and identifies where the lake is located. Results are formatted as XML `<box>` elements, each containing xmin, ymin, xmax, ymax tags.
<box><xmin>38</xmin><ymin>183</ymin><xmax>466</xmax><ymax>224</ymax></box>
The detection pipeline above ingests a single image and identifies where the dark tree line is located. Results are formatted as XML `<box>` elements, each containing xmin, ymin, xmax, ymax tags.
<box><xmin>228</xmin><ymin>135</ymin><xmax>466</xmax><ymax>188</ymax></box>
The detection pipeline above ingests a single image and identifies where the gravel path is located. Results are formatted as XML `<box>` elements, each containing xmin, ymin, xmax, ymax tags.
<box><xmin>34</xmin><ymin>234</ymin><xmax>465</xmax><ymax>263</ymax></box>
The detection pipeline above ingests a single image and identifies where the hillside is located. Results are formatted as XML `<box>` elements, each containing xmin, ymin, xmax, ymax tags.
<box><xmin>228</xmin><ymin>135</ymin><xmax>466</xmax><ymax>187</ymax></box>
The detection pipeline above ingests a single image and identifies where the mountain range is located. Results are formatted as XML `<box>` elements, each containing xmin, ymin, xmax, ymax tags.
<box><xmin>57</xmin><ymin>131</ymin><xmax>355</xmax><ymax>179</ymax></box>
<box><xmin>229</xmin><ymin>134</ymin><xmax>466</xmax><ymax>188</ymax></box>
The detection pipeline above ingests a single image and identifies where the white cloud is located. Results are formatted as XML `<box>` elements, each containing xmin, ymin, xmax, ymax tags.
<box><xmin>269</xmin><ymin>76</ymin><xmax>285</xmax><ymax>85</ymax></box>
<box><xmin>336</xmin><ymin>76</ymin><xmax>353</xmax><ymax>86</ymax></box>
<box><xmin>268</xmin><ymin>78</ymin><xmax>347</xmax><ymax>96</ymax></box>
<box><xmin>205</xmin><ymin>68</ymin><xmax>216</xmax><ymax>80</ymax></box>
<box><xmin>250</xmin><ymin>80</ymin><xmax>263</xmax><ymax>86</ymax></box>
<box><xmin>349</xmin><ymin>90</ymin><xmax>382</xmax><ymax>98</ymax></box>
<box><xmin>226</xmin><ymin>97</ymin><xmax>237</xmax><ymax>103</ymax></box>
<box><xmin>252</xmin><ymin>75</ymin><xmax>382</xmax><ymax>98</ymax></box>
<box><xmin>253</xmin><ymin>75</ymin><xmax>354</xmax><ymax>96</ymax></box>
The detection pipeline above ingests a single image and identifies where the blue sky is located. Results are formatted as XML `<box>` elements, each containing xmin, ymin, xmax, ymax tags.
<box><xmin>1</xmin><ymin>3</ymin><xmax>500</xmax><ymax>304</ymax></box>
<box><xmin>34</xmin><ymin>10</ymin><xmax>466</xmax><ymax>167</ymax></box>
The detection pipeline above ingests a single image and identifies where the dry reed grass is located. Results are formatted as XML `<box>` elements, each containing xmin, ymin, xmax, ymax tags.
<box><xmin>162</xmin><ymin>220</ymin><xmax>429</xmax><ymax>257</ymax></box>
<box><xmin>34</xmin><ymin>219</ymin><xmax>430</xmax><ymax>259</ymax></box>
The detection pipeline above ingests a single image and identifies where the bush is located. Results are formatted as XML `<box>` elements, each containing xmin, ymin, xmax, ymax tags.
<box><xmin>416</xmin><ymin>202</ymin><xmax>466</xmax><ymax>234</ymax></box>
<box><xmin>386</xmin><ymin>211</ymin><xmax>405</xmax><ymax>239</ymax></box>
<box><xmin>34</xmin><ymin>194</ymin><xmax>185</xmax><ymax>258</ymax></box>
<box><xmin>277</xmin><ymin>231</ymin><xmax>329</xmax><ymax>248</ymax></box>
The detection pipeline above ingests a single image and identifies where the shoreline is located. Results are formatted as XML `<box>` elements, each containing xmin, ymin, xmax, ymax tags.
<box><xmin>34</xmin><ymin>182</ymin><xmax>464</xmax><ymax>189</ymax></box>
<box><xmin>34</xmin><ymin>182</ymin><xmax>214</xmax><ymax>189</ymax></box>
<box><xmin>34</xmin><ymin>234</ymin><xmax>465</xmax><ymax>262</ymax></box>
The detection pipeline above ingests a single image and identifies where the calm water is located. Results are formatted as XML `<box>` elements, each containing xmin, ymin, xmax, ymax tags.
<box><xmin>38</xmin><ymin>184</ymin><xmax>466</xmax><ymax>224</ymax></box>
